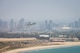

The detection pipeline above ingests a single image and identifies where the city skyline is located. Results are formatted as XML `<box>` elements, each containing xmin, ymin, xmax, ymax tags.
<box><xmin>0</xmin><ymin>0</ymin><xmax>80</xmax><ymax>24</ymax></box>
<box><xmin>0</xmin><ymin>18</ymin><xmax>80</xmax><ymax>32</ymax></box>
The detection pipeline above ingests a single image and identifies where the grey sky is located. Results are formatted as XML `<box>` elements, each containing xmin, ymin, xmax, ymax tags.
<box><xmin>0</xmin><ymin>0</ymin><xmax>80</xmax><ymax>24</ymax></box>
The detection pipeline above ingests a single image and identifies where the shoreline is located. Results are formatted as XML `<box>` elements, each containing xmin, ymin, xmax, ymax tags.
<box><xmin>3</xmin><ymin>42</ymin><xmax>80</xmax><ymax>53</ymax></box>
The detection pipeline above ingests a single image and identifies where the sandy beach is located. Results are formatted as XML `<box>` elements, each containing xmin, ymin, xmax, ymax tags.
<box><xmin>3</xmin><ymin>42</ymin><xmax>80</xmax><ymax>53</ymax></box>
<box><xmin>0</xmin><ymin>38</ymin><xmax>36</xmax><ymax>42</ymax></box>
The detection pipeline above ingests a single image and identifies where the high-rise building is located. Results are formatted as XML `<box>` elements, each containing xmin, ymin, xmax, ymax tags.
<box><xmin>74</xmin><ymin>21</ymin><xmax>79</xmax><ymax>28</ymax></box>
<box><xmin>2</xmin><ymin>21</ymin><xmax>8</xmax><ymax>28</ymax></box>
<box><xmin>44</xmin><ymin>20</ymin><xmax>53</xmax><ymax>31</ymax></box>
<box><xmin>0</xmin><ymin>19</ymin><xmax>8</xmax><ymax>32</ymax></box>
<box><xmin>39</xmin><ymin>21</ymin><xmax>45</xmax><ymax>31</ymax></box>
<box><xmin>45</xmin><ymin>20</ymin><xmax>48</xmax><ymax>30</ymax></box>
<box><xmin>0</xmin><ymin>19</ymin><xmax>2</xmax><ymax>27</ymax></box>
<box><xmin>17</xmin><ymin>18</ymin><xmax>24</xmax><ymax>31</ymax></box>
<box><xmin>69</xmin><ymin>23</ymin><xmax>74</xmax><ymax>28</ymax></box>
<box><xmin>9</xmin><ymin>19</ymin><xmax>15</xmax><ymax>32</ymax></box>
<box><xmin>78</xmin><ymin>18</ymin><xmax>80</xmax><ymax>28</ymax></box>
<box><xmin>48</xmin><ymin>20</ymin><xmax>53</xmax><ymax>30</ymax></box>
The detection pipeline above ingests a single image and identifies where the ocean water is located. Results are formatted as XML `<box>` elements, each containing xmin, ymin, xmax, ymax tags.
<box><xmin>21</xmin><ymin>46</ymin><xmax>80</xmax><ymax>53</ymax></box>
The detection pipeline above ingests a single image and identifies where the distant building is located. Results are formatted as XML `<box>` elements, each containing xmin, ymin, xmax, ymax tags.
<box><xmin>0</xmin><ymin>19</ymin><xmax>2</xmax><ymax>27</ymax></box>
<box><xmin>74</xmin><ymin>21</ymin><xmax>79</xmax><ymax>28</ymax></box>
<box><xmin>38</xmin><ymin>35</ymin><xmax>50</xmax><ymax>40</ymax></box>
<box><xmin>17</xmin><ymin>18</ymin><xmax>24</xmax><ymax>31</ymax></box>
<box><xmin>78</xmin><ymin>18</ymin><xmax>80</xmax><ymax>28</ymax></box>
<box><xmin>44</xmin><ymin>20</ymin><xmax>53</xmax><ymax>31</ymax></box>
<box><xmin>62</xmin><ymin>25</ymin><xmax>71</xmax><ymax>30</ymax></box>
<box><xmin>69</xmin><ymin>23</ymin><xmax>74</xmax><ymax>28</ymax></box>
<box><xmin>0</xmin><ymin>19</ymin><xmax>8</xmax><ymax>32</ymax></box>
<box><xmin>48</xmin><ymin>20</ymin><xmax>53</xmax><ymax>30</ymax></box>
<box><xmin>9</xmin><ymin>19</ymin><xmax>15</xmax><ymax>32</ymax></box>
<box><xmin>45</xmin><ymin>20</ymin><xmax>48</xmax><ymax>30</ymax></box>
<box><xmin>38</xmin><ymin>21</ymin><xmax>45</xmax><ymax>31</ymax></box>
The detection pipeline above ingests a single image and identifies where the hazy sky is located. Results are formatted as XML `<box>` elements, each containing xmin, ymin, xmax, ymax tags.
<box><xmin>0</xmin><ymin>0</ymin><xmax>80</xmax><ymax>24</ymax></box>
